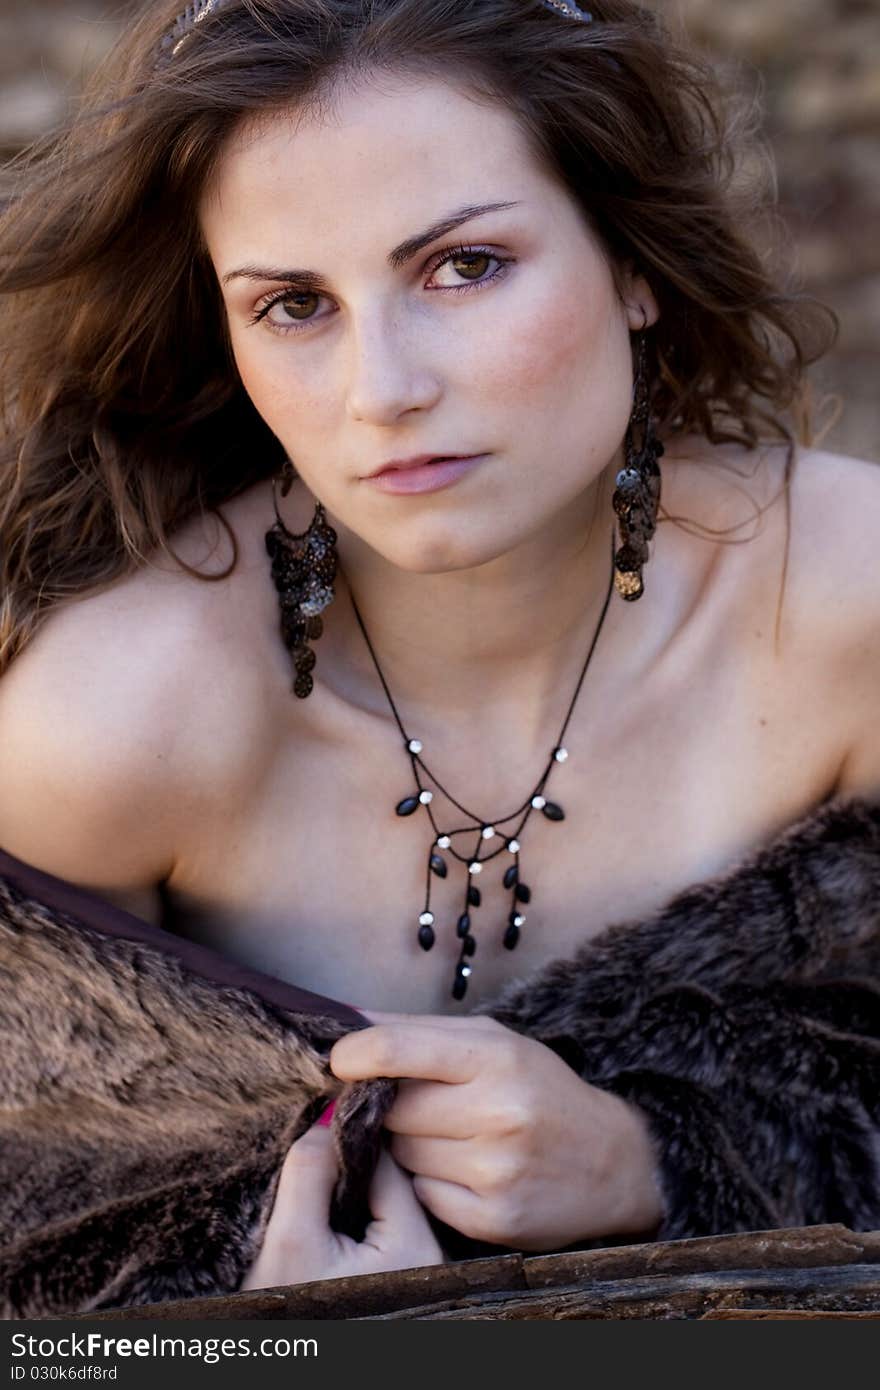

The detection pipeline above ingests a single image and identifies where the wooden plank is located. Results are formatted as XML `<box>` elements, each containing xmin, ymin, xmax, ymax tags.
<box><xmin>701</xmin><ymin>1309</ymin><xmax>880</xmax><ymax>1319</ymax></box>
<box><xmin>77</xmin><ymin>1225</ymin><xmax>880</xmax><ymax>1321</ymax></box>
<box><xmin>80</xmin><ymin>1252</ymin><xmax>527</xmax><ymax>1322</ymax></box>
<box><xmin>358</xmin><ymin>1264</ymin><xmax>880</xmax><ymax>1320</ymax></box>
<box><xmin>523</xmin><ymin>1224</ymin><xmax>872</xmax><ymax>1289</ymax></box>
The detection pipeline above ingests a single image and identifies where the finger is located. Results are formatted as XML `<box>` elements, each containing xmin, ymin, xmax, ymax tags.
<box><xmin>358</xmin><ymin>1008</ymin><xmax>416</xmax><ymax>1026</ymax></box>
<box><xmin>365</xmin><ymin>1145</ymin><xmax>441</xmax><ymax>1240</ymax></box>
<box><xmin>381</xmin><ymin>1077</ymin><xmax>484</xmax><ymax>1139</ymax></box>
<box><xmin>330</xmin><ymin>1021</ymin><xmax>500</xmax><ymax>1085</ymax></box>
<box><xmin>389</xmin><ymin>1132</ymin><xmax>475</xmax><ymax>1186</ymax></box>
<box><xmin>272</xmin><ymin>1124</ymin><xmax>340</xmax><ymax>1243</ymax></box>
<box><xmin>361</xmin><ymin>1009</ymin><xmax>503</xmax><ymax>1030</ymax></box>
<box><xmin>409</xmin><ymin>1173</ymin><xmax>492</xmax><ymax>1244</ymax></box>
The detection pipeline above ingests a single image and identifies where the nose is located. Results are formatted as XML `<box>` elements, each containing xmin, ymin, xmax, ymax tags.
<box><xmin>345</xmin><ymin>305</ymin><xmax>441</xmax><ymax>424</ymax></box>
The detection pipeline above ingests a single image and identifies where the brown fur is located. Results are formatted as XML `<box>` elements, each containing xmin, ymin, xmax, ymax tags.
<box><xmin>1</xmin><ymin>795</ymin><xmax>878</xmax><ymax>1316</ymax></box>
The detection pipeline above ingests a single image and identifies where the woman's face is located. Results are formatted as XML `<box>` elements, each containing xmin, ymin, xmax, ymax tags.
<box><xmin>200</xmin><ymin>71</ymin><xmax>658</xmax><ymax>574</ymax></box>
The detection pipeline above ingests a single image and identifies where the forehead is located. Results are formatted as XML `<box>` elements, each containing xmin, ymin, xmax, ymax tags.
<box><xmin>199</xmin><ymin>71</ymin><xmax>568</xmax><ymax>248</ymax></box>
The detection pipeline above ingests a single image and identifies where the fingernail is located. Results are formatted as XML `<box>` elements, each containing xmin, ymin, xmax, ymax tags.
<box><xmin>316</xmin><ymin>1100</ymin><xmax>336</xmax><ymax>1127</ymax></box>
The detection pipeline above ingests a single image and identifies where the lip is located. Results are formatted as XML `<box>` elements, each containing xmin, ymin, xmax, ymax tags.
<box><xmin>364</xmin><ymin>454</ymin><xmax>487</xmax><ymax>495</ymax></box>
<box><xmin>366</xmin><ymin>453</ymin><xmax>476</xmax><ymax>478</ymax></box>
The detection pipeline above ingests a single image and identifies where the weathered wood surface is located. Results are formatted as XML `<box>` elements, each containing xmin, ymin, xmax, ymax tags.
<box><xmin>79</xmin><ymin>1224</ymin><xmax>880</xmax><ymax>1321</ymax></box>
<box><xmin>363</xmin><ymin>1264</ymin><xmax>880</xmax><ymax>1320</ymax></box>
<box><xmin>701</xmin><ymin>1309</ymin><xmax>880</xmax><ymax>1319</ymax></box>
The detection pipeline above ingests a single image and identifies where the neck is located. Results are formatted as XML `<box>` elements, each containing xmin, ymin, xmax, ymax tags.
<box><xmin>312</xmin><ymin>463</ymin><xmax>621</xmax><ymax>754</ymax></box>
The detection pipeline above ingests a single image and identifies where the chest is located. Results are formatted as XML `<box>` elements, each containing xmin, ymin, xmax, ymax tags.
<box><xmin>162</xmin><ymin>632</ymin><xmax>842</xmax><ymax>1014</ymax></box>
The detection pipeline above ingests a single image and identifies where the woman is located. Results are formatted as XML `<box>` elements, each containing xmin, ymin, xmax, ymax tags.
<box><xmin>0</xmin><ymin>0</ymin><xmax>878</xmax><ymax>1313</ymax></box>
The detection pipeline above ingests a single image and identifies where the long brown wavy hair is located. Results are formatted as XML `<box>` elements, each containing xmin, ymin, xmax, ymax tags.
<box><xmin>0</xmin><ymin>0</ymin><xmax>837</xmax><ymax>675</ymax></box>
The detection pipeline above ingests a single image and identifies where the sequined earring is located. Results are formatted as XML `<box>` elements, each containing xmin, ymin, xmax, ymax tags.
<box><xmin>612</xmin><ymin>330</ymin><xmax>664</xmax><ymax>601</ymax></box>
<box><xmin>264</xmin><ymin>460</ymin><xmax>339</xmax><ymax>698</ymax></box>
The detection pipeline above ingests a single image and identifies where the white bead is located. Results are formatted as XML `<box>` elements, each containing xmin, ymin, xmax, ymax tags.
<box><xmin>468</xmin><ymin>861</ymin><xmax>482</xmax><ymax>875</ymax></box>
<box><xmin>419</xmin><ymin>790</ymin><xmax>433</xmax><ymax>804</ymax></box>
<box><xmin>461</xmin><ymin>965</ymin><xmax>472</xmax><ymax>977</ymax></box>
<box><xmin>481</xmin><ymin>825</ymin><xmax>496</xmax><ymax>840</ymax></box>
<box><xmin>531</xmin><ymin>795</ymin><xmax>546</xmax><ymax>809</ymax></box>
<box><xmin>419</xmin><ymin>911</ymin><xmax>434</xmax><ymax>926</ymax></box>
<box><xmin>408</xmin><ymin>739</ymin><xmax>423</xmax><ymax>754</ymax></box>
<box><xmin>513</xmin><ymin>913</ymin><xmax>526</xmax><ymax>927</ymax></box>
<box><xmin>507</xmin><ymin>839</ymin><xmax>520</xmax><ymax>854</ymax></box>
<box><xmin>437</xmin><ymin>835</ymin><xmax>451</xmax><ymax>849</ymax></box>
<box><xmin>554</xmin><ymin>747</ymin><xmax>569</xmax><ymax>762</ymax></box>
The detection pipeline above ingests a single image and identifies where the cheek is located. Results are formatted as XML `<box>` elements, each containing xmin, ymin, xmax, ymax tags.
<box><xmin>229</xmin><ymin>330</ymin><xmax>326</xmax><ymax>426</ymax></box>
<box><xmin>482</xmin><ymin>279</ymin><xmax>619</xmax><ymax>411</ymax></box>
<box><xmin>229</xmin><ymin>333</ymin><xmax>274</xmax><ymax>413</ymax></box>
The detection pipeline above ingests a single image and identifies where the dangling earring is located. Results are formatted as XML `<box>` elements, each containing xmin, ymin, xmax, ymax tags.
<box><xmin>264</xmin><ymin>460</ymin><xmax>339</xmax><ymax>698</ymax></box>
<box><xmin>612</xmin><ymin>323</ymin><xmax>663</xmax><ymax>601</ymax></box>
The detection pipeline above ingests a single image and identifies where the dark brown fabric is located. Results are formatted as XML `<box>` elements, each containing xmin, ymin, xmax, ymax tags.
<box><xmin>0</xmin><ymin>845</ymin><xmax>364</xmax><ymax>1027</ymax></box>
<box><xmin>1</xmin><ymin>794</ymin><xmax>878</xmax><ymax>1317</ymax></box>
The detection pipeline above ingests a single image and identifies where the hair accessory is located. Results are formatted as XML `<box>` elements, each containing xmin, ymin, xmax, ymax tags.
<box><xmin>159</xmin><ymin>0</ymin><xmax>225</xmax><ymax>64</ymax></box>
<box><xmin>158</xmin><ymin>0</ymin><xmax>594</xmax><ymax>68</ymax></box>
<box><xmin>612</xmin><ymin>329</ymin><xmax>663</xmax><ymax>600</ymax></box>
<box><xmin>265</xmin><ymin>460</ymin><xmax>338</xmax><ymax>698</ymax></box>
<box><xmin>540</xmin><ymin>0</ymin><xmax>594</xmax><ymax>19</ymax></box>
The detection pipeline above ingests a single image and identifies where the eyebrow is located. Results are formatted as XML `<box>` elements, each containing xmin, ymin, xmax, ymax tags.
<box><xmin>220</xmin><ymin>200</ymin><xmax>522</xmax><ymax>288</ymax></box>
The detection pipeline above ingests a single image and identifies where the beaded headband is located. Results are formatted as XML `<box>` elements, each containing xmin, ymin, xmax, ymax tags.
<box><xmin>159</xmin><ymin>0</ymin><xmax>594</xmax><ymax>65</ymax></box>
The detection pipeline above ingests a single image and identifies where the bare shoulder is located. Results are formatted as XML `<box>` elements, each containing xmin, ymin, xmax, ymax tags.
<box><xmin>0</xmin><ymin>495</ymin><xmax>266</xmax><ymax>896</ymax></box>
<box><xmin>784</xmin><ymin>444</ymin><xmax>880</xmax><ymax>801</ymax></box>
<box><xmin>660</xmin><ymin>432</ymin><xmax>880</xmax><ymax>625</ymax></box>
<box><xmin>659</xmin><ymin>434</ymin><xmax>880</xmax><ymax>801</ymax></box>
<box><xmin>773</xmin><ymin>444</ymin><xmax>880</xmax><ymax>654</ymax></box>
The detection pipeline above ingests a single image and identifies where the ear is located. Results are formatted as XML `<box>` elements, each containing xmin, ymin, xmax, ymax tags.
<box><xmin>620</xmin><ymin>263</ymin><xmax>659</xmax><ymax>332</ymax></box>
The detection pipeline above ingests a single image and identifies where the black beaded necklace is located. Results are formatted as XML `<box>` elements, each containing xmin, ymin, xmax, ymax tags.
<box><xmin>344</xmin><ymin>531</ymin><xmax>617</xmax><ymax>1000</ymax></box>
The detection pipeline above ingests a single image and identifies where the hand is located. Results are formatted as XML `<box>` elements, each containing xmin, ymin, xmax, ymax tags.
<box><xmin>329</xmin><ymin>1012</ymin><xmax>665</xmax><ymax>1253</ymax></box>
<box><xmin>240</xmin><ymin>1120</ymin><xmax>447</xmax><ymax>1291</ymax></box>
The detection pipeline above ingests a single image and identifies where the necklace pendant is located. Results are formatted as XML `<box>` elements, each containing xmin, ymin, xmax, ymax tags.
<box><xmin>430</xmin><ymin>853</ymin><xmax>447</xmax><ymax>878</ymax></box>
<box><xmin>504</xmin><ymin>907</ymin><xmax>527</xmax><ymax>951</ymax></box>
<box><xmin>452</xmin><ymin>961</ymin><xmax>472</xmax><ymax>1001</ymax></box>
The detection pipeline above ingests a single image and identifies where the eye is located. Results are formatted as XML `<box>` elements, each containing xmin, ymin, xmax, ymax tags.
<box><xmin>426</xmin><ymin>246</ymin><xmax>507</xmax><ymax>290</ymax></box>
<box><xmin>248</xmin><ymin>244</ymin><xmax>512</xmax><ymax>336</ymax></box>
<box><xmin>254</xmin><ymin>288</ymin><xmax>324</xmax><ymax>332</ymax></box>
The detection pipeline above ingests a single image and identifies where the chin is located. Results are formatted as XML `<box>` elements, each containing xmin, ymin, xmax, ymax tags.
<box><xmin>384</xmin><ymin>546</ymin><xmax>487</xmax><ymax>576</ymax></box>
<box><xmin>376</xmin><ymin>529</ymin><xmax>513</xmax><ymax>575</ymax></box>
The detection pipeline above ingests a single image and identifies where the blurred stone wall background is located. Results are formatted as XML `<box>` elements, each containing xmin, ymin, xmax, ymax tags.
<box><xmin>1</xmin><ymin>0</ymin><xmax>878</xmax><ymax>460</ymax></box>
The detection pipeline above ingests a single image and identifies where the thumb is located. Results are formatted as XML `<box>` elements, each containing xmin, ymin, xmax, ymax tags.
<box><xmin>366</xmin><ymin>1143</ymin><xmax>433</xmax><ymax>1236</ymax></box>
<box><xmin>272</xmin><ymin>1122</ymin><xmax>340</xmax><ymax>1243</ymax></box>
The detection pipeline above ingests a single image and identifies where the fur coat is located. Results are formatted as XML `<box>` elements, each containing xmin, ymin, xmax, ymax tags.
<box><xmin>1</xmin><ymin>794</ymin><xmax>878</xmax><ymax>1317</ymax></box>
